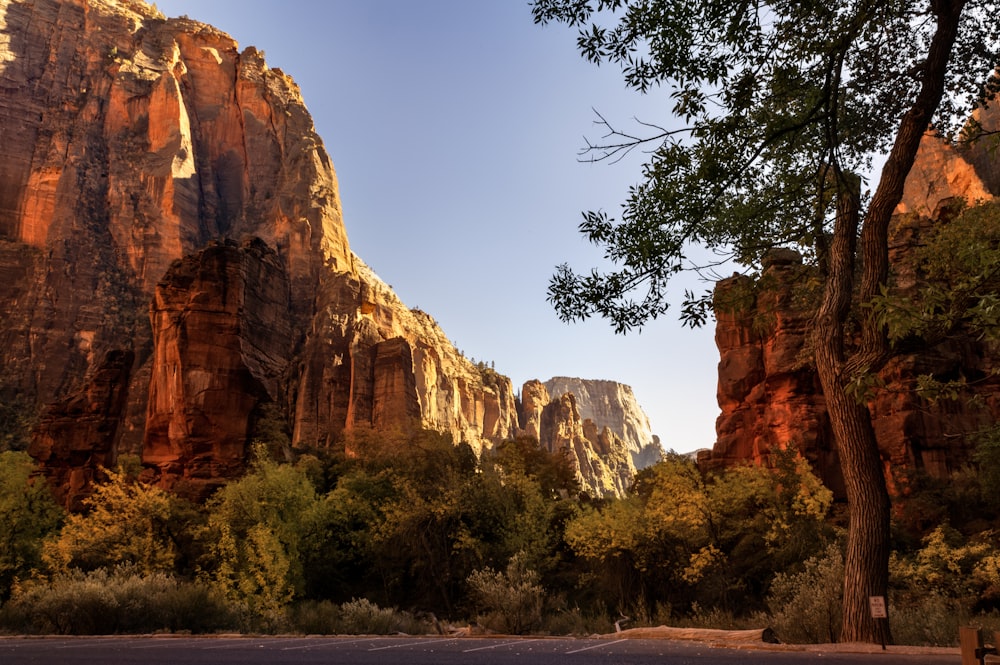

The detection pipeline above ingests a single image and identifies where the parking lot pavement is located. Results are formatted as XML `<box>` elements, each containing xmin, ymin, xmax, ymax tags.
<box><xmin>0</xmin><ymin>634</ymin><xmax>960</xmax><ymax>665</ymax></box>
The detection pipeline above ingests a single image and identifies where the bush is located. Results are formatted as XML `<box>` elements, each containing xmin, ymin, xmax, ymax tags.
<box><xmin>42</xmin><ymin>467</ymin><xmax>179</xmax><ymax>576</ymax></box>
<box><xmin>0</xmin><ymin>451</ymin><xmax>64</xmax><ymax>600</ymax></box>
<box><xmin>887</xmin><ymin>523</ymin><xmax>1000</xmax><ymax>646</ymax></box>
<box><xmin>286</xmin><ymin>598</ymin><xmax>428</xmax><ymax>635</ymax></box>
<box><xmin>538</xmin><ymin>605</ymin><xmax>613</xmax><ymax>635</ymax></box>
<box><xmin>767</xmin><ymin>543</ymin><xmax>843</xmax><ymax>643</ymax></box>
<box><xmin>889</xmin><ymin>592</ymin><xmax>966</xmax><ymax>646</ymax></box>
<box><xmin>338</xmin><ymin>598</ymin><xmax>400</xmax><ymax>634</ymax></box>
<box><xmin>467</xmin><ymin>552</ymin><xmax>545</xmax><ymax>634</ymax></box>
<box><xmin>674</xmin><ymin>603</ymin><xmax>767</xmax><ymax>631</ymax></box>
<box><xmin>287</xmin><ymin>600</ymin><xmax>341</xmax><ymax>634</ymax></box>
<box><xmin>0</xmin><ymin>567</ymin><xmax>233</xmax><ymax>634</ymax></box>
<box><xmin>890</xmin><ymin>597</ymin><xmax>1000</xmax><ymax>647</ymax></box>
<box><xmin>890</xmin><ymin>524</ymin><xmax>1000</xmax><ymax>601</ymax></box>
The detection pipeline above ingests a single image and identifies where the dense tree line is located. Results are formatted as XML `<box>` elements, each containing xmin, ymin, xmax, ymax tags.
<box><xmin>3</xmin><ymin>427</ymin><xmax>1000</xmax><ymax>641</ymax></box>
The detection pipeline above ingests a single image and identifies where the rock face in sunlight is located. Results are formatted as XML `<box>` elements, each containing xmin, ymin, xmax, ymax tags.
<box><xmin>519</xmin><ymin>379</ymin><xmax>648</xmax><ymax>497</ymax></box>
<box><xmin>707</xmin><ymin>251</ymin><xmax>844</xmax><ymax>495</ymax></box>
<box><xmin>335</xmin><ymin>260</ymin><xmax>520</xmax><ymax>457</ymax></box>
<box><xmin>544</xmin><ymin>377</ymin><xmax>663</xmax><ymax>469</ymax></box>
<box><xmin>2</xmin><ymin>0</ymin><xmax>649</xmax><ymax>505</ymax></box>
<box><xmin>706</xmin><ymin>107</ymin><xmax>1000</xmax><ymax>498</ymax></box>
<box><xmin>897</xmin><ymin>102</ymin><xmax>1000</xmax><ymax>218</ymax></box>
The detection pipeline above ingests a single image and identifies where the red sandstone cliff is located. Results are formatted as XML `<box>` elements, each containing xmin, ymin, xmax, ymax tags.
<box><xmin>1</xmin><ymin>0</ymin><xmax>649</xmax><ymax>505</ymax></box>
<box><xmin>706</xmin><ymin>106</ymin><xmax>1000</xmax><ymax>497</ymax></box>
<box><xmin>0</xmin><ymin>0</ymin><xmax>524</xmax><ymax>504</ymax></box>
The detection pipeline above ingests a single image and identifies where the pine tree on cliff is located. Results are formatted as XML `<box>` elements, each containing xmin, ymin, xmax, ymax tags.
<box><xmin>532</xmin><ymin>0</ymin><xmax>999</xmax><ymax>644</ymax></box>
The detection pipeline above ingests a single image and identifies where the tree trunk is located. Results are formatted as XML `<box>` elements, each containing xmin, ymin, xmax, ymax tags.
<box><xmin>813</xmin><ymin>176</ymin><xmax>892</xmax><ymax>645</ymax></box>
<box><xmin>830</xmin><ymin>391</ymin><xmax>892</xmax><ymax>644</ymax></box>
<box><xmin>813</xmin><ymin>0</ymin><xmax>967</xmax><ymax>644</ymax></box>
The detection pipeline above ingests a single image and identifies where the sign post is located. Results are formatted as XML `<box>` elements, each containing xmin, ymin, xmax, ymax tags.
<box><xmin>869</xmin><ymin>596</ymin><xmax>888</xmax><ymax>651</ymax></box>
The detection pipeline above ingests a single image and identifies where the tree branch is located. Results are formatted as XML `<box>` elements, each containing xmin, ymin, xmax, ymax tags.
<box><xmin>578</xmin><ymin>109</ymin><xmax>693</xmax><ymax>164</ymax></box>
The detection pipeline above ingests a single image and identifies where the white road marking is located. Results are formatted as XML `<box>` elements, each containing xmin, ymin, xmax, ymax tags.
<box><xmin>132</xmin><ymin>641</ymin><xmax>203</xmax><ymax>649</ymax></box>
<box><xmin>565</xmin><ymin>639</ymin><xmax>628</xmax><ymax>654</ymax></box>
<box><xmin>462</xmin><ymin>638</ymin><xmax>544</xmax><ymax>652</ymax></box>
<box><xmin>202</xmin><ymin>640</ymin><xmax>269</xmax><ymax>649</ymax></box>
<box><xmin>367</xmin><ymin>637</ymin><xmax>458</xmax><ymax>651</ymax></box>
<box><xmin>281</xmin><ymin>638</ymin><xmax>380</xmax><ymax>651</ymax></box>
<box><xmin>54</xmin><ymin>639</ymin><xmax>136</xmax><ymax>649</ymax></box>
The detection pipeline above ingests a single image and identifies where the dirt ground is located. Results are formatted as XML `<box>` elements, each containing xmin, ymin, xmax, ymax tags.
<box><xmin>608</xmin><ymin>625</ymin><xmax>958</xmax><ymax>657</ymax></box>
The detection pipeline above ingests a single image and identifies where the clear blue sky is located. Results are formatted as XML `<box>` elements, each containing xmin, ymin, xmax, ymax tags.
<box><xmin>155</xmin><ymin>0</ymin><xmax>722</xmax><ymax>453</ymax></box>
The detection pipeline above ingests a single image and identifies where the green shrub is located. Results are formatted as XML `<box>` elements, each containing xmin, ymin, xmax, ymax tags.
<box><xmin>767</xmin><ymin>543</ymin><xmax>843</xmax><ymax>643</ymax></box>
<box><xmin>0</xmin><ymin>451</ymin><xmax>64</xmax><ymax>600</ymax></box>
<box><xmin>286</xmin><ymin>598</ymin><xmax>428</xmax><ymax>635</ymax></box>
<box><xmin>674</xmin><ymin>603</ymin><xmax>766</xmax><ymax>631</ymax></box>
<box><xmin>287</xmin><ymin>599</ymin><xmax>342</xmax><ymax>634</ymax></box>
<box><xmin>890</xmin><ymin>598</ymin><xmax>1000</xmax><ymax>647</ymax></box>
<box><xmin>42</xmin><ymin>467</ymin><xmax>180</xmax><ymax>576</ymax></box>
<box><xmin>0</xmin><ymin>392</ymin><xmax>37</xmax><ymax>453</ymax></box>
<box><xmin>338</xmin><ymin>598</ymin><xmax>411</xmax><ymax>634</ymax></box>
<box><xmin>890</xmin><ymin>524</ymin><xmax>1000</xmax><ymax>601</ymax></box>
<box><xmin>466</xmin><ymin>552</ymin><xmax>545</xmax><ymax>634</ymax></box>
<box><xmin>157</xmin><ymin>582</ymin><xmax>235</xmax><ymax>633</ymax></box>
<box><xmin>539</xmin><ymin>605</ymin><xmax>613</xmax><ymax>635</ymax></box>
<box><xmin>965</xmin><ymin>611</ymin><xmax>1000</xmax><ymax>643</ymax></box>
<box><xmin>886</xmin><ymin>524</ymin><xmax>1000</xmax><ymax>646</ymax></box>
<box><xmin>201</xmin><ymin>445</ymin><xmax>324</xmax><ymax>633</ymax></box>
<box><xmin>0</xmin><ymin>567</ymin><xmax>233</xmax><ymax>634</ymax></box>
<box><xmin>889</xmin><ymin>592</ymin><xmax>965</xmax><ymax>646</ymax></box>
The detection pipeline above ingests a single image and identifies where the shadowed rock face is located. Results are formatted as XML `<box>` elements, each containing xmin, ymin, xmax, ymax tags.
<box><xmin>29</xmin><ymin>349</ymin><xmax>134</xmax><ymax>511</ymax></box>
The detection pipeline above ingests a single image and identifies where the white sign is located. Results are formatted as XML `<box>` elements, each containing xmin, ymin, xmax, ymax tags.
<box><xmin>869</xmin><ymin>596</ymin><xmax>887</xmax><ymax>619</ymax></box>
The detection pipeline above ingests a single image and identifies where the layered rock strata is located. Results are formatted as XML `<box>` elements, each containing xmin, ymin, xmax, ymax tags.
<box><xmin>1</xmin><ymin>0</ymin><xmax>522</xmax><ymax>504</ymax></box>
<box><xmin>543</xmin><ymin>376</ymin><xmax>662</xmax><ymax>469</ymax></box>
<box><xmin>2</xmin><ymin>0</ymin><xmax>655</xmax><ymax>505</ymax></box>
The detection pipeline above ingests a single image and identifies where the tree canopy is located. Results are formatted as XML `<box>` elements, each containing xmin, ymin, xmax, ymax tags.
<box><xmin>536</xmin><ymin>0</ymin><xmax>999</xmax><ymax>332</ymax></box>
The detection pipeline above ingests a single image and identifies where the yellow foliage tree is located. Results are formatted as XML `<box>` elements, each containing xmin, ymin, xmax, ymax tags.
<box><xmin>202</xmin><ymin>443</ymin><xmax>320</xmax><ymax>628</ymax></box>
<box><xmin>565</xmin><ymin>452</ymin><xmax>833</xmax><ymax>617</ymax></box>
<box><xmin>43</xmin><ymin>466</ymin><xmax>176</xmax><ymax>576</ymax></box>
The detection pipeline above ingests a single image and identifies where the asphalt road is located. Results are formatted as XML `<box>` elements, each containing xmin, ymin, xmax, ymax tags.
<box><xmin>0</xmin><ymin>635</ymin><xmax>958</xmax><ymax>665</ymax></box>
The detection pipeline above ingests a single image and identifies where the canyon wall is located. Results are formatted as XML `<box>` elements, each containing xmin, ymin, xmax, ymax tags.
<box><xmin>1</xmin><ymin>0</ymin><xmax>653</xmax><ymax>504</ymax></box>
<box><xmin>544</xmin><ymin>376</ymin><xmax>662</xmax><ymax>469</ymax></box>
<box><xmin>519</xmin><ymin>379</ymin><xmax>639</xmax><ymax>497</ymax></box>
<box><xmin>705</xmin><ymin>105</ymin><xmax>1000</xmax><ymax>497</ymax></box>
<box><xmin>0</xmin><ymin>0</ymin><xmax>522</xmax><ymax>504</ymax></box>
